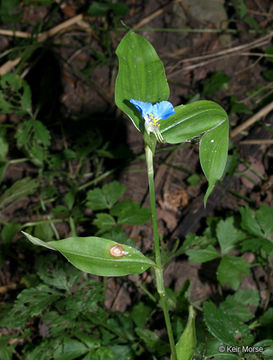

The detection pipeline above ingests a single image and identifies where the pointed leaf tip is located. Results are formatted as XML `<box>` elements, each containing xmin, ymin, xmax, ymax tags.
<box><xmin>115</xmin><ymin>31</ymin><xmax>170</xmax><ymax>131</ymax></box>
<box><xmin>171</xmin><ymin>305</ymin><xmax>196</xmax><ymax>360</ymax></box>
<box><xmin>22</xmin><ymin>232</ymin><xmax>155</xmax><ymax>277</ymax></box>
<box><xmin>22</xmin><ymin>231</ymin><xmax>56</xmax><ymax>251</ymax></box>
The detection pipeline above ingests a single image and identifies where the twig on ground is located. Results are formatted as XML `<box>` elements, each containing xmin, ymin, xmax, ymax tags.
<box><xmin>167</xmin><ymin>31</ymin><xmax>273</xmax><ymax>76</ymax></box>
<box><xmin>0</xmin><ymin>29</ymin><xmax>32</xmax><ymax>38</ymax></box>
<box><xmin>0</xmin><ymin>14</ymin><xmax>87</xmax><ymax>75</ymax></box>
<box><xmin>0</xmin><ymin>14</ymin><xmax>84</xmax><ymax>40</ymax></box>
<box><xmin>239</xmin><ymin>140</ymin><xmax>273</xmax><ymax>145</ymax></box>
<box><xmin>231</xmin><ymin>101</ymin><xmax>273</xmax><ymax>138</ymax></box>
<box><xmin>0</xmin><ymin>283</ymin><xmax>17</xmax><ymax>293</ymax></box>
<box><xmin>0</xmin><ymin>58</ymin><xmax>21</xmax><ymax>76</ymax></box>
<box><xmin>38</xmin><ymin>13</ymin><xmax>83</xmax><ymax>41</ymax></box>
<box><xmin>133</xmin><ymin>0</ymin><xmax>178</xmax><ymax>30</ymax></box>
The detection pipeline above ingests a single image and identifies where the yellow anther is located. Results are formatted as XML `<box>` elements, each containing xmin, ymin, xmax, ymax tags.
<box><xmin>149</xmin><ymin>113</ymin><xmax>160</xmax><ymax>127</ymax></box>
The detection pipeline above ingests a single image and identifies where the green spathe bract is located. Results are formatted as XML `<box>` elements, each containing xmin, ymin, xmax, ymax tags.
<box><xmin>115</xmin><ymin>31</ymin><xmax>170</xmax><ymax>131</ymax></box>
<box><xmin>22</xmin><ymin>232</ymin><xmax>154</xmax><ymax>277</ymax></box>
<box><xmin>160</xmin><ymin>100</ymin><xmax>229</xmax><ymax>204</ymax></box>
<box><xmin>159</xmin><ymin>101</ymin><xmax>227</xmax><ymax>143</ymax></box>
<box><xmin>115</xmin><ymin>31</ymin><xmax>229</xmax><ymax>206</ymax></box>
<box><xmin>171</xmin><ymin>305</ymin><xmax>196</xmax><ymax>360</ymax></box>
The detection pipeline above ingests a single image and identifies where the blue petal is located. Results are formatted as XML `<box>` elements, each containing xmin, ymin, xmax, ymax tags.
<box><xmin>152</xmin><ymin>101</ymin><xmax>175</xmax><ymax>119</ymax></box>
<box><xmin>130</xmin><ymin>99</ymin><xmax>153</xmax><ymax>117</ymax></box>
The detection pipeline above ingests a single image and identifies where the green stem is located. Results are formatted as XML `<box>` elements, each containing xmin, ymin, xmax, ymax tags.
<box><xmin>40</xmin><ymin>198</ymin><xmax>60</xmax><ymax>240</ymax></box>
<box><xmin>69</xmin><ymin>216</ymin><xmax>77</xmax><ymax>237</ymax></box>
<box><xmin>145</xmin><ymin>145</ymin><xmax>177</xmax><ymax>360</ymax></box>
<box><xmin>8</xmin><ymin>158</ymin><xmax>28</xmax><ymax>164</ymax></box>
<box><xmin>79</xmin><ymin>169</ymin><xmax>115</xmax><ymax>191</ymax></box>
<box><xmin>132</xmin><ymin>276</ymin><xmax>157</xmax><ymax>303</ymax></box>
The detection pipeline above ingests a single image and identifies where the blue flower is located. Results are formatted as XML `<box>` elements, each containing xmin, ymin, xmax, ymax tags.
<box><xmin>130</xmin><ymin>99</ymin><xmax>175</xmax><ymax>142</ymax></box>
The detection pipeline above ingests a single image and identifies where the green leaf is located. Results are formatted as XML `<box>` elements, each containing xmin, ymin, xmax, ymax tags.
<box><xmin>263</xmin><ymin>69</ymin><xmax>273</xmax><ymax>81</ymax></box>
<box><xmin>0</xmin><ymin>0</ymin><xmax>20</xmax><ymax>23</ymax></box>
<box><xmin>54</xmin><ymin>338</ymin><xmax>88</xmax><ymax>360</ymax></box>
<box><xmin>173</xmin><ymin>305</ymin><xmax>196</xmax><ymax>360</ymax></box>
<box><xmin>0</xmin><ymin>131</ymin><xmax>8</xmax><ymax>161</ymax></box>
<box><xmin>102</xmin><ymin>181</ymin><xmax>126</xmax><ymax>208</ymax></box>
<box><xmin>203</xmin><ymin>301</ymin><xmax>253</xmax><ymax>346</ymax></box>
<box><xmin>131</xmin><ymin>302</ymin><xmax>152</xmax><ymax>328</ymax></box>
<box><xmin>220</xmin><ymin>290</ymin><xmax>259</xmax><ymax>322</ymax></box>
<box><xmin>24</xmin><ymin>339</ymin><xmax>56</xmax><ymax>360</ymax></box>
<box><xmin>88</xmin><ymin>2</ymin><xmax>128</xmax><ymax>16</ymax></box>
<box><xmin>0</xmin><ymin>337</ymin><xmax>16</xmax><ymax>360</ymax></box>
<box><xmin>216</xmin><ymin>217</ymin><xmax>238</xmax><ymax>255</ymax></box>
<box><xmin>1</xmin><ymin>222</ymin><xmax>20</xmax><ymax>244</ymax></box>
<box><xmin>265</xmin><ymin>46</ymin><xmax>273</xmax><ymax>63</ymax></box>
<box><xmin>22</xmin><ymin>232</ymin><xmax>155</xmax><ymax>276</ymax></box>
<box><xmin>159</xmin><ymin>101</ymin><xmax>227</xmax><ymax>144</ymax></box>
<box><xmin>102</xmin><ymin>228</ymin><xmax>134</xmax><ymax>246</ymax></box>
<box><xmin>0</xmin><ymin>93</ymin><xmax>12</xmax><ymax>113</ymax></box>
<box><xmin>22</xmin><ymin>231</ymin><xmax>56</xmax><ymax>250</ymax></box>
<box><xmin>111</xmin><ymin>199</ymin><xmax>151</xmax><ymax>225</ymax></box>
<box><xmin>186</xmin><ymin>245</ymin><xmax>220</xmax><ymax>263</ymax></box>
<box><xmin>178</xmin><ymin>233</ymin><xmax>201</xmax><ymax>253</ymax></box>
<box><xmin>230</xmin><ymin>96</ymin><xmax>252</xmax><ymax>115</ymax></box>
<box><xmin>205</xmin><ymin>339</ymin><xmax>239</xmax><ymax>359</ymax></box>
<box><xmin>0</xmin><ymin>161</ymin><xmax>7</xmax><ymax>183</ymax></box>
<box><xmin>202</xmin><ymin>71</ymin><xmax>230</xmax><ymax>96</ymax></box>
<box><xmin>51</xmin><ymin>205</ymin><xmax>69</xmax><ymax>217</ymax></box>
<box><xmin>217</xmin><ymin>256</ymin><xmax>250</xmax><ymax>290</ymax></box>
<box><xmin>240</xmin><ymin>237</ymin><xmax>273</xmax><ymax>254</ymax></box>
<box><xmin>64</xmin><ymin>189</ymin><xmax>76</xmax><ymax>210</ymax></box>
<box><xmin>34</xmin><ymin>223</ymin><xmax>55</xmax><ymax>243</ymax></box>
<box><xmin>200</xmin><ymin>118</ymin><xmax>229</xmax><ymax>205</ymax></box>
<box><xmin>21</xmin><ymin>82</ymin><xmax>32</xmax><ymax>113</ymax></box>
<box><xmin>86</xmin><ymin>181</ymin><xmax>126</xmax><ymax>210</ymax></box>
<box><xmin>93</xmin><ymin>213</ymin><xmax>116</xmax><ymax>230</ymax></box>
<box><xmin>32</xmin><ymin>120</ymin><xmax>51</xmax><ymax>147</ymax></box>
<box><xmin>15</xmin><ymin>120</ymin><xmax>33</xmax><ymax>147</ymax></box>
<box><xmin>225</xmin><ymin>149</ymin><xmax>239</xmax><ymax>177</ymax></box>
<box><xmin>239</xmin><ymin>206</ymin><xmax>263</xmax><ymax>237</ymax></box>
<box><xmin>115</xmin><ymin>31</ymin><xmax>170</xmax><ymax>131</ymax></box>
<box><xmin>23</xmin><ymin>0</ymin><xmax>56</xmax><ymax>4</ymax></box>
<box><xmin>0</xmin><ymin>73</ymin><xmax>22</xmax><ymax>91</ymax></box>
<box><xmin>256</xmin><ymin>205</ymin><xmax>273</xmax><ymax>237</ymax></box>
<box><xmin>106</xmin><ymin>315</ymin><xmax>135</xmax><ymax>342</ymax></box>
<box><xmin>234</xmin><ymin>0</ymin><xmax>247</xmax><ymax>18</ymax></box>
<box><xmin>254</xmin><ymin>340</ymin><xmax>273</xmax><ymax>359</ymax></box>
<box><xmin>30</xmin><ymin>143</ymin><xmax>46</xmax><ymax>166</ymax></box>
<box><xmin>159</xmin><ymin>101</ymin><xmax>229</xmax><ymax>205</ymax></box>
<box><xmin>186</xmin><ymin>174</ymin><xmax>201</xmax><ymax>186</ymax></box>
<box><xmin>245</xmin><ymin>16</ymin><xmax>259</xmax><ymax>30</ymax></box>
<box><xmin>135</xmin><ymin>328</ymin><xmax>169</xmax><ymax>356</ymax></box>
<box><xmin>37</xmin><ymin>254</ymin><xmax>81</xmax><ymax>291</ymax></box>
<box><xmin>109</xmin><ymin>345</ymin><xmax>134</xmax><ymax>359</ymax></box>
<box><xmin>87</xmin><ymin>188</ymin><xmax>108</xmax><ymax>210</ymax></box>
<box><xmin>259</xmin><ymin>307</ymin><xmax>273</xmax><ymax>325</ymax></box>
<box><xmin>0</xmin><ymin>177</ymin><xmax>38</xmax><ymax>210</ymax></box>
<box><xmin>4</xmin><ymin>285</ymin><xmax>62</xmax><ymax>328</ymax></box>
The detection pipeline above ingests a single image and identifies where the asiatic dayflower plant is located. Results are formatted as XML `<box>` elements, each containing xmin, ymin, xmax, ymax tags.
<box><xmin>22</xmin><ymin>31</ymin><xmax>229</xmax><ymax>360</ymax></box>
<box><xmin>130</xmin><ymin>99</ymin><xmax>175</xmax><ymax>142</ymax></box>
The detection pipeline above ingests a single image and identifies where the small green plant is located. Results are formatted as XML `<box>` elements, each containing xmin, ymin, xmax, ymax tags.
<box><xmin>22</xmin><ymin>31</ymin><xmax>229</xmax><ymax>359</ymax></box>
<box><xmin>172</xmin><ymin>206</ymin><xmax>273</xmax><ymax>359</ymax></box>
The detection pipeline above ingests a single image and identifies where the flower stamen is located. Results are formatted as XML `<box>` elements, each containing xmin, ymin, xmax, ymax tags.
<box><xmin>148</xmin><ymin>113</ymin><xmax>160</xmax><ymax>127</ymax></box>
<box><xmin>129</xmin><ymin>99</ymin><xmax>175</xmax><ymax>143</ymax></box>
